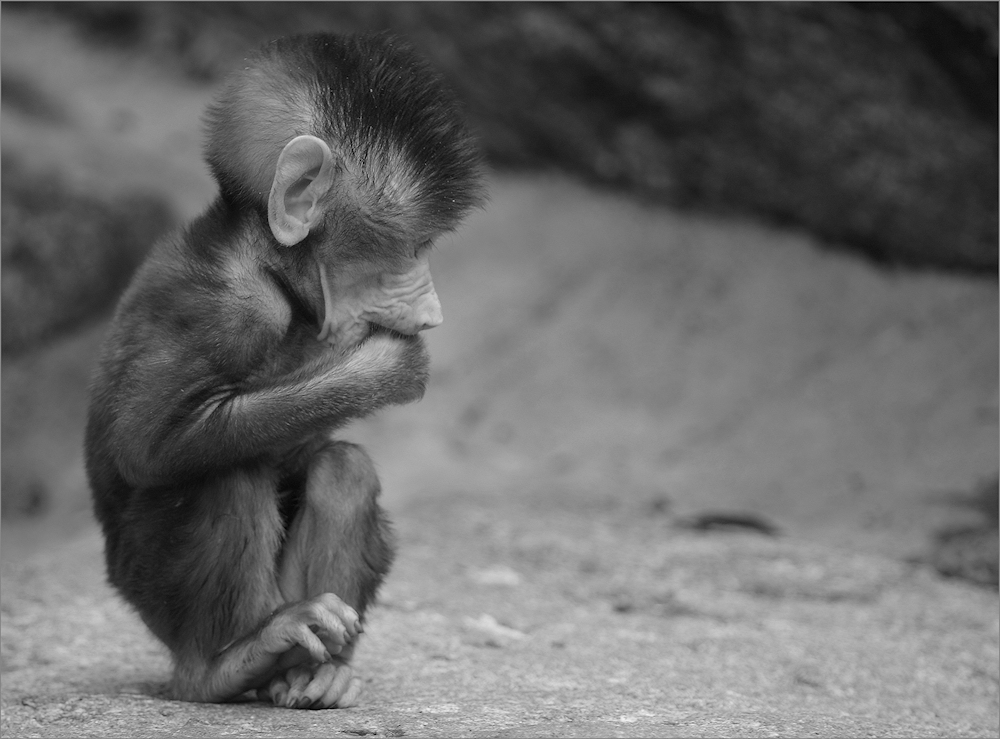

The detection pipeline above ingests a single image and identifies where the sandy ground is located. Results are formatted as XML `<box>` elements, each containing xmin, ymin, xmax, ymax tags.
<box><xmin>2</xmin><ymin>11</ymin><xmax>998</xmax><ymax>738</ymax></box>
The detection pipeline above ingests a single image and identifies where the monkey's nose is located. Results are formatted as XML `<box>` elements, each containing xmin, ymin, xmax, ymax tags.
<box><xmin>415</xmin><ymin>288</ymin><xmax>443</xmax><ymax>331</ymax></box>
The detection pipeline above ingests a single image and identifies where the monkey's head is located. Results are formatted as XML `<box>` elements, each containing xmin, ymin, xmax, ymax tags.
<box><xmin>203</xmin><ymin>33</ymin><xmax>485</xmax><ymax>350</ymax></box>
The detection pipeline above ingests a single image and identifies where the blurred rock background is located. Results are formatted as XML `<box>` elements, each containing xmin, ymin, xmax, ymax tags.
<box><xmin>4</xmin><ymin>1</ymin><xmax>996</xmax><ymax>354</ymax></box>
<box><xmin>1</xmin><ymin>155</ymin><xmax>172</xmax><ymax>355</ymax></box>
<box><xmin>28</xmin><ymin>0</ymin><xmax>1000</xmax><ymax>271</ymax></box>
<box><xmin>1</xmin><ymin>2</ymin><xmax>996</xmax><ymax>587</ymax></box>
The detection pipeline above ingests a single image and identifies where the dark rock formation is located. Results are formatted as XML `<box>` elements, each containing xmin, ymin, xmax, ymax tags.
<box><xmin>18</xmin><ymin>2</ymin><xmax>1000</xmax><ymax>271</ymax></box>
<box><xmin>1</xmin><ymin>155</ymin><xmax>173</xmax><ymax>354</ymax></box>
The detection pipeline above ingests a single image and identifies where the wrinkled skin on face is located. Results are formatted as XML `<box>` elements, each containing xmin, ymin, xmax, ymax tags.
<box><xmin>317</xmin><ymin>252</ymin><xmax>443</xmax><ymax>351</ymax></box>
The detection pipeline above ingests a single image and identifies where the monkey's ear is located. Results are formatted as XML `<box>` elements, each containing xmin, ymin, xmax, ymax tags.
<box><xmin>268</xmin><ymin>135</ymin><xmax>337</xmax><ymax>246</ymax></box>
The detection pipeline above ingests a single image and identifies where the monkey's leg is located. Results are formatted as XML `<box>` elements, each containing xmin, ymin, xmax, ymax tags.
<box><xmin>155</xmin><ymin>468</ymin><xmax>364</xmax><ymax>704</ymax></box>
<box><xmin>263</xmin><ymin>441</ymin><xmax>395</xmax><ymax>709</ymax></box>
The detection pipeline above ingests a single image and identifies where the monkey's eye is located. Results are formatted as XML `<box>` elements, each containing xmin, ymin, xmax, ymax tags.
<box><xmin>414</xmin><ymin>240</ymin><xmax>433</xmax><ymax>257</ymax></box>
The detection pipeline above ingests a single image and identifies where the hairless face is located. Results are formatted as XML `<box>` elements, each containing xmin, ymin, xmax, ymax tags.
<box><xmin>316</xmin><ymin>251</ymin><xmax>443</xmax><ymax>351</ymax></box>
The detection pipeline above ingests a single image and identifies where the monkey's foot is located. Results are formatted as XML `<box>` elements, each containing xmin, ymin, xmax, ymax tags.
<box><xmin>260</xmin><ymin>659</ymin><xmax>362</xmax><ymax>709</ymax></box>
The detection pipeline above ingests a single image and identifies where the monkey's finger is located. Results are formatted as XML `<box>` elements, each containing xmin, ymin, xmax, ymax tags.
<box><xmin>290</xmin><ymin>622</ymin><xmax>333</xmax><ymax>664</ymax></box>
<box><xmin>310</xmin><ymin>619</ymin><xmax>348</xmax><ymax>646</ymax></box>
<box><xmin>317</xmin><ymin>632</ymin><xmax>351</xmax><ymax>659</ymax></box>
<box><xmin>265</xmin><ymin>675</ymin><xmax>290</xmax><ymax>707</ymax></box>
<box><xmin>283</xmin><ymin>664</ymin><xmax>315</xmax><ymax>708</ymax></box>
<box><xmin>265</xmin><ymin>616</ymin><xmax>331</xmax><ymax>663</ymax></box>
<box><xmin>298</xmin><ymin>661</ymin><xmax>339</xmax><ymax>708</ymax></box>
<box><xmin>315</xmin><ymin>593</ymin><xmax>362</xmax><ymax>638</ymax></box>
<box><xmin>304</xmin><ymin>597</ymin><xmax>354</xmax><ymax>643</ymax></box>
<box><xmin>304</xmin><ymin>609</ymin><xmax>354</xmax><ymax>651</ymax></box>
<box><xmin>318</xmin><ymin>663</ymin><xmax>355</xmax><ymax>709</ymax></box>
<box><xmin>305</xmin><ymin>618</ymin><xmax>347</xmax><ymax>660</ymax></box>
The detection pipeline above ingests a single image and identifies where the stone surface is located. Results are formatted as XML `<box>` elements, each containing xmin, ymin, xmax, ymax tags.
<box><xmin>2</xmin><ymin>502</ymin><xmax>998</xmax><ymax>737</ymax></box>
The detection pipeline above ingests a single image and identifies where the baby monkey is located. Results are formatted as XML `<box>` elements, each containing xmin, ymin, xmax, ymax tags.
<box><xmin>85</xmin><ymin>33</ymin><xmax>484</xmax><ymax>708</ymax></box>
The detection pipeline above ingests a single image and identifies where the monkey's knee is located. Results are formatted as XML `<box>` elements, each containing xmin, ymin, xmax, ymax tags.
<box><xmin>305</xmin><ymin>441</ymin><xmax>381</xmax><ymax>512</ymax></box>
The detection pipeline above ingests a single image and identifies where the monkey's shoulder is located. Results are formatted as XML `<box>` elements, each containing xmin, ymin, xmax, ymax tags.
<box><xmin>128</xmin><ymin>228</ymin><xmax>292</xmax><ymax>343</ymax></box>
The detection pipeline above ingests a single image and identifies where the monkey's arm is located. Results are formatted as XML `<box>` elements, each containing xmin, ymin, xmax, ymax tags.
<box><xmin>110</xmin><ymin>333</ymin><xmax>427</xmax><ymax>489</ymax></box>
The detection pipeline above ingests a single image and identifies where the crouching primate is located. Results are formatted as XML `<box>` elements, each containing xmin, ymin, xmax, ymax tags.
<box><xmin>84</xmin><ymin>33</ymin><xmax>484</xmax><ymax>709</ymax></box>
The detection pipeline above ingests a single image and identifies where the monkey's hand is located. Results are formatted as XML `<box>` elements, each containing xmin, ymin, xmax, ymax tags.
<box><xmin>338</xmin><ymin>330</ymin><xmax>429</xmax><ymax>408</ymax></box>
<box><xmin>259</xmin><ymin>657</ymin><xmax>361</xmax><ymax>709</ymax></box>
<box><xmin>261</xmin><ymin>594</ymin><xmax>362</xmax><ymax>665</ymax></box>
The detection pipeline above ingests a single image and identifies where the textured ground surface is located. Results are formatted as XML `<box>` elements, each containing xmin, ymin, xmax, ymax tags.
<box><xmin>2</xmin><ymin>497</ymin><xmax>998</xmax><ymax>738</ymax></box>
<box><xmin>2</xmin><ymin>11</ymin><xmax>998</xmax><ymax>739</ymax></box>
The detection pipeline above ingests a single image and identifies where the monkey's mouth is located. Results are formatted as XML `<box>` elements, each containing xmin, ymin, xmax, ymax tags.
<box><xmin>363</xmin><ymin>322</ymin><xmax>409</xmax><ymax>342</ymax></box>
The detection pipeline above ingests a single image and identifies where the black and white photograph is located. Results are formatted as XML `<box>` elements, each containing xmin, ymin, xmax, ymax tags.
<box><xmin>1</xmin><ymin>3</ymin><xmax>997</xmax><ymax>736</ymax></box>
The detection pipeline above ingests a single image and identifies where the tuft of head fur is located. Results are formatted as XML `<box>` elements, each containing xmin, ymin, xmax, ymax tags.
<box><xmin>204</xmin><ymin>32</ymin><xmax>485</xmax><ymax>234</ymax></box>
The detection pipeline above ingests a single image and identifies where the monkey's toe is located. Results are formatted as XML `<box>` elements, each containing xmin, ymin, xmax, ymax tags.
<box><xmin>272</xmin><ymin>660</ymin><xmax>358</xmax><ymax>709</ymax></box>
